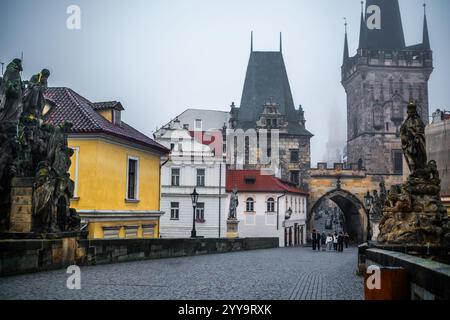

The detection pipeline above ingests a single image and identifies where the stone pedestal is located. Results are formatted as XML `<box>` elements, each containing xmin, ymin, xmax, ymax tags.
<box><xmin>226</xmin><ymin>219</ymin><xmax>239</xmax><ymax>239</ymax></box>
<box><xmin>9</xmin><ymin>177</ymin><xmax>34</xmax><ymax>233</ymax></box>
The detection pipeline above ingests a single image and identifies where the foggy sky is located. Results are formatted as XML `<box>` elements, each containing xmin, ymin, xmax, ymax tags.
<box><xmin>1</xmin><ymin>0</ymin><xmax>449</xmax><ymax>165</ymax></box>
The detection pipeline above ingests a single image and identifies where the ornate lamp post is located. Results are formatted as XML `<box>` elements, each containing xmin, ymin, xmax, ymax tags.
<box><xmin>364</xmin><ymin>191</ymin><xmax>373</xmax><ymax>213</ymax></box>
<box><xmin>190</xmin><ymin>188</ymin><xmax>199</xmax><ymax>238</ymax></box>
<box><xmin>285</xmin><ymin>207</ymin><xmax>293</xmax><ymax>220</ymax></box>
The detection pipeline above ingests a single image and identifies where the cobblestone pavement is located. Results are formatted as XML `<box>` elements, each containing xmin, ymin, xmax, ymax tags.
<box><xmin>0</xmin><ymin>246</ymin><xmax>363</xmax><ymax>300</ymax></box>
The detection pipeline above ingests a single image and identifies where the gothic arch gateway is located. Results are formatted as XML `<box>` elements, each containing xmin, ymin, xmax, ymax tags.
<box><xmin>310</xmin><ymin>189</ymin><xmax>368</xmax><ymax>243</ymax></box>
<box><xmin>307</xmin><ymin>163</ymin><xmax>382</xmax><ymax>243</ymax></box>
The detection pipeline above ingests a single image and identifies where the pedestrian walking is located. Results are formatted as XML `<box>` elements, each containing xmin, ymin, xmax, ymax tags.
<box><xmin>338</xmin><ymin>232</ymin><xmax>344</xmax><ymax>252</ymax></box>
<box><xmin>312</xmin><ymin>229</ymin><xmax>317</xmax><ymax>251</ymax></box>
<box><xmin>316</xmin><ymin>231</ymin><xmax>321</xmax><ymax>251</ymax></box>
<box><xmin>321</xmin><ymin>232</ymin><xmax>326</xmax><ymax>251</ymax></box>
<box><xmin>333</xmin><ymin>232</ymin><xmax>338</xmax><ymax>251</ymax></box>
<box><xmin>344</xmin><ymin>232</ymin><xmax>350</xmax><ymax>248</ymax></box>
<box><xmin>326</xmin><ymin>233</ymin><xmax>333</xmax><ymax>251</ymax></box>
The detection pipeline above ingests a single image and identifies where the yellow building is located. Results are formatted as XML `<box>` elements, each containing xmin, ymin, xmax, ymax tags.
<box><xmin>44</xmin><ymin>87</ymin><xmax>169</xmax><ymax>239</ymax></box>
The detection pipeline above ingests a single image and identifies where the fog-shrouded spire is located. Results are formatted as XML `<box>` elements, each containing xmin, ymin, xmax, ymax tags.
<box><xmin>279</xmin><ymin>32</ymin><xmax>282</xmax><ymax>53</ymax></box>
<box><xmin>422</xmin><ymin>3</ymin><xmax>431</xmax><ymax>50</ymax></box>
<box><xmin>363</xmin><ymin>0</ymin><xmax>406</xmax><ymax>50</ymax></box>
<box><xmin>358</xmin><ymin>1</ymin><xmax>366</xmax><ymax>49</ymax></box>
<box><xmin>343</xmin><ymin>18</ymin><xmax>349</xmax><ymax>64</ymax></box>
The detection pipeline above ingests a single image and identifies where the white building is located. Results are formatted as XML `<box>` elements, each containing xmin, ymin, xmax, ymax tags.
<box><xmin>154</xmin><ymin>109</ymin><xmax>229</xmax><ymax>238</ymax></box>
<box><xmin>226</xmin><ymin>170</ymin><xmax>308</xmax><ymax>247</ymax></box>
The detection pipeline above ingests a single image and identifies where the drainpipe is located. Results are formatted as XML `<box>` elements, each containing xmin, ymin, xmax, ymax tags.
<box><xmin>276</xmin><ymin>193</ymin><xmax>286</xmax><ymax>230</ymax></box>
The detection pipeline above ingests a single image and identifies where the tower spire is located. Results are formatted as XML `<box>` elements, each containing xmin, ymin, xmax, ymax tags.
<box><xmin>422</xmin><ymin>2</ymin><xmax>431</xmax><ymax>50</ymax></box>
<box><xmin>279</xmin><ymin>32</ymin><xmax>282</xmax><ymax>53</ymax></box>
<box><xmin>343</xmin><ymin>18</ymin><xmax>349</xmax><ymax>64</ymax></box>
<box><xmin>358</xmin><ymin>1</ymin><xmax>366</xmax><ymax>49</ymax></box>
<box><xmin>250</xmin><ymin>31</ymin><xmax>253</xmax><ymax>52</ymax></box>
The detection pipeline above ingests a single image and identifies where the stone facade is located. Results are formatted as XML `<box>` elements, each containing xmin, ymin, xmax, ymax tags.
<box><xmin>343</xmin><ymin>68</ymin><xmax>431</xmax><ymax>178</ymax></box>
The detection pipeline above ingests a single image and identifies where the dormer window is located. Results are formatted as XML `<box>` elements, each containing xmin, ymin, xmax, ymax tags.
<box><xmin>113</xmin><ymin>109</ymin><xmax>121</xmax><ymax>126</ymax></box>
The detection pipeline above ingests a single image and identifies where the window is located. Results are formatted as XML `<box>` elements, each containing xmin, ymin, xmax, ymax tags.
<box><xmin>196</xmin><ymin>169</ymin><xmax>205</xmax><ymax>186</ymax></box>
<box><xmin>246</xmin><ymin>197</ymin><xmax>255</xmax><ymax>212</ymax></box>
<box><xmin>171</xmin><ymin>168</ymin><xmax>180</xmax><ymax>186</ymax></box>
<box><xmin>195</xmin><ymin>203</ymin><xmax>205</xmax><ymax>222</ymax></box>
<box><xmin>170</xmin><ymin>202</ymin><xmax>180</xmax><ymax>220</ymax></box>
<box><xmin>291</xmin><ymin>171</ymin><xmax>300</xmax><ymax>185</ymax></box>
<box><xmin>290</xmin><ymin>150</ymin><xmax>299</xmax><ymax>163</ymax></box>
<box><xmin>195</xmin><ymin>119</ymin><xmax>202</xmax><ymax>129</ymax></box>
<box><xmin>142</xmin><ymin>224</ymin><xmax>155</xmax><ymax>238</ymax></box>
<box><xmin>124</xmin><ymin>225</ymin><xmax>139</xmax><ymax>239</ymax></box>
<box><xmin>103</xmin><ymin>226</ymin><xmax>120</xmax><ymax>239</ymax></box>
<box><xmin>393</xmin><ymin>150</ymin><xmax>403</xmax><ymax>175</ymax></box>
<box><xmin>127</xmin><ymin>157</ymin><xmax>139</xmax><ymax>200</ymax></box>
<box><xmin>113</xmin><ymin>109</ymin><xmax>121</xmax><ymax>126</ymax></box>
<box><xmin>267</xmin><ymin>198</ymin><xmax>275</xmax><ymax>213</ymax></box>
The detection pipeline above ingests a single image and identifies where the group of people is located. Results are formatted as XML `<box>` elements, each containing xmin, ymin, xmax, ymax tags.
<box><xmin>311</xmin><ymin>230</ymin><xmax>349</xmax><ymax>252</ymax></box>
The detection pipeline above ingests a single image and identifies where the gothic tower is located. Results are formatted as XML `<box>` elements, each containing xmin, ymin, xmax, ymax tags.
<box><xmin>342</xmin><ymin>0</ymin><xmax>433</xmax><ymax>181</ymax></box>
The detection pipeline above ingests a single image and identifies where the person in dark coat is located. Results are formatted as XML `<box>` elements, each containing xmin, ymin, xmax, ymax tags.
<box><xmin>311</xmin><ymin>229</ymin><xmax>317</xmax><ymax>251</ymax></box>
<box><xmin>344</xmin><ymin>232</ymin><xmax>350</xmax><ymax>248</ymax></box>
<box><xmin>321</xmin><ymin>232</ymin><xmax>326</xmax><ymax>251</ymax></box>
<box><xmin>316</xmin><ymin>231</ymin><xmax>321</xmax><ymax>251</ymax></box>
<box><xmin>338</xmin><ymin>232</ymin><xmax>344</xmax><ymax>252</ymax></box>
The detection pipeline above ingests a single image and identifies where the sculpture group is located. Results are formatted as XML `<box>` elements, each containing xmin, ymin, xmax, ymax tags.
<box><xmin>378</xmin><ymin>103</ymin><xmax>450</xmax><ymax>246</ymax></box>
<box><xmin>0</xmin><ymin>58</ymin><xmax>79</xmax><ymax>234</ymax></box>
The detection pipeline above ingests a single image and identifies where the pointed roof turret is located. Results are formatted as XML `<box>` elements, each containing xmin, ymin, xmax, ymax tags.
<box><xmin>343</xmin><ymin>18</ymin><xmax>349</xmax><ymax>64</ymax></box>
<box><xmin>358</xmin><ymin>1</ymin><xmax>367</xmax><ymax>49</ymax></box>
<box><xmin>363</xmin><ymin>0</ymin><xmax>406</xmax><ymax>50</ymax></box>
<box><xmin>279</xmin><ymin>32</ymin><xmax>283</xmax><ymax>53</ymax></box>
<box><xmin>422</xmin><ymin>3</ymin><xmax>431</xmax><ymax>50</ymax></box>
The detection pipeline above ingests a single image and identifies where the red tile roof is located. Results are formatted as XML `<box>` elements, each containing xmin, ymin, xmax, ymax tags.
<box><xmin>226</xmin><ymin>170</ymin><xmax>308</xmax><ymax>195</ymax></box>
<box><xmin>44</xmin><ymin>87</ymin><xmax>168</xmax><ymax>154</ymax></box>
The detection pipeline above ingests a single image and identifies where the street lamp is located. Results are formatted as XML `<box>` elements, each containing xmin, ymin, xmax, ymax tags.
<box><xmin>364</xmin><ymin>191</ymin><xmax>373</xmax><ymax>212</ymax></box>
<box><xmin>285</xmin><ymin>207</ymin><xmax>293</xmax><ymax>220</ymax></box>
<box><xmin>190</xmin><ymin>188</ymin><xmax>199</xmax><ymax>238</ymax></box>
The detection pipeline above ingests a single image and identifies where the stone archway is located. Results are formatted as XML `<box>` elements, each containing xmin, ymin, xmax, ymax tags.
<box><xmin>309</xmin><ymin>189</ymin><xmax>369</xmax><ymax>243</ymax></box>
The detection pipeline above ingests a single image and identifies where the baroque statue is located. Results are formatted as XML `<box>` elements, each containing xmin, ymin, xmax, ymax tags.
<box><xmin>0</xmin><ymin>58</ymin><xmax>80</xmax><ymax>234</ymax></box>
<box><xmin>377</xmin><ymin>103</ymin><xmax>450</xmax><ymax>246</ymax></box>
<box><xmin>228</xmin><ymin>188</ymin><xmax>239</xmax><ymax>220</ymax></box>
<box><xmin>0</xmin><ymin>58</ymin><xmax>23</xmax><ymax>123</ymax></box>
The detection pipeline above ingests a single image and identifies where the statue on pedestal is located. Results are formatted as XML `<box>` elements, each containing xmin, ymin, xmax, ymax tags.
<box><xmin>227</xmin><ymin>188</ymin><xmax>239</xmax><ymax>238</ymax></box>
<box><xmin>0</xmin><ymin>58</ymin><xmax>80</xmax><ymax>235</ymax></box>
<box><xmin>228</xmin><ymin>188</ymin><xmax>239</xmax><ymax>220</ymax></box>
<box><xmin>378</xmin><ymin>103</ymin><xmax>450</xmax><ymax>246</ymax></box>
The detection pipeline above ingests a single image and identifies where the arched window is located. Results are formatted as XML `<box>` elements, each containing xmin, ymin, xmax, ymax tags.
<box><xmin>267</xmin><ymin>198</ymin><xmax>275</xmax><ymax>213</ymax></box>
<box><xmin>246</xmin><ymin>197</ymin><xmax>254</xmax><ymax>212</ymax></box>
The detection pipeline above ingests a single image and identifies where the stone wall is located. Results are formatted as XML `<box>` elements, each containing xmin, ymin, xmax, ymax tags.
<box><xmin>358</xmin><ymin>244</ymin><xmax>450</xmax><ymax>300</ymax></box>
<box><xmin>0</xmin><ymin>237</ymin><xmax>278</xmax><ymax>277</ymax></box>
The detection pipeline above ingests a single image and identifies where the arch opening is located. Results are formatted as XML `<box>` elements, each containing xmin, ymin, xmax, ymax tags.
<box><xmin>309</xmin><ymin>189</ymin><xmax>368</xmax><ymax>244</ymax></box>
